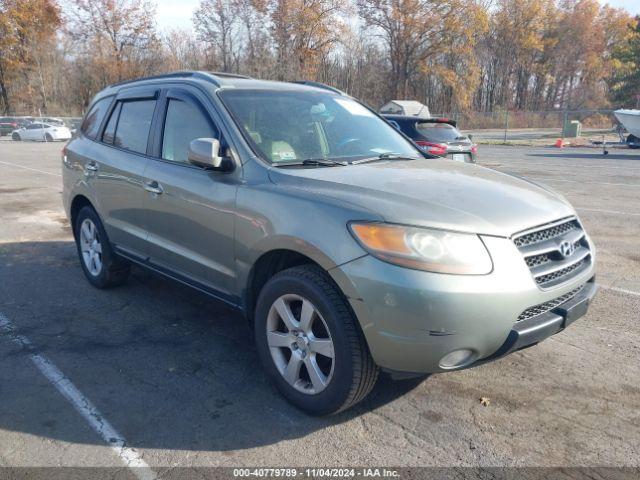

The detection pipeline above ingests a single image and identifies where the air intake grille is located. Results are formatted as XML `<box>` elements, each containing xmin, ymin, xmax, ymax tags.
<box><xmin>513</xmin><ymin>218</ymin><xmax>591</xmax><ymax>289</ymax></box>
<box><xmin>514</xmin><ymin>220</ymin><xmax>578</xmax><ymax>248</ymax></box>
<box><xmin>517</xmin><ymin>284</ymin><xmax>585</xmax><ymax>322</ymax></box>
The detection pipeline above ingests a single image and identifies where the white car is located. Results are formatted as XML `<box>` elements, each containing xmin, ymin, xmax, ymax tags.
<box><xmin>11</xmin><ymin>122</ymin><xmax>72</xmax><ymax>142</ymax></box>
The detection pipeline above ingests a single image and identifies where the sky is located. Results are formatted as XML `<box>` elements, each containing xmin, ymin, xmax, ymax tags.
<box><xmin>155</xmin><ymin>0</ymin><xmax>640</xmax><ymax>30</ymax></box>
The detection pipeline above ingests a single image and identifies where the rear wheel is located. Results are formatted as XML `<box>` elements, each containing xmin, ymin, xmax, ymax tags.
<box><xmin>74</xmin><ymin>206</ymin><xmax>130</xmax><ymax>288</ymax></box>
<box><xmin>11</xmin><ymin>132</ymin><xmax>21</xmax><ymax>141</ymax></box>
<box><xmin>45</xmin><ymin>133</ymin><xmax>53</xmax><ymax>142</ymax></box>
<box><xmin>254</xmin><ymin>265</ymin><xmax>378</xmax><ymax>415</ymax></box>
<box><xmin>627</xmin><ymin>134</ymin><xmax>640</xmax><ymax>149</ymax></box>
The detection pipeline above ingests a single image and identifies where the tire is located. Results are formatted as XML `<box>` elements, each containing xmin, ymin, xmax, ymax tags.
<box><xmin>254</xmin><ymin>265</ymin><xmax>379</xmax><ymax>415</ymax></box>
<box><xmin>74</xmin><ymin>206</ymin><xmax>130</xmax><ymax>288</ymax></box>
<box><xmin>627</xmin><ymin>134</ymin><xmax>640</xmax><ymax>149</ymax></box>
<box><xmin>11</xmin><ymin>132</ymin><xmax>21</xmax><ymax>141</ymax></box>
<box><xmin>45</xmin><ymin>133</ymin><xmax>53</xmax><ymax>142</ymax></box>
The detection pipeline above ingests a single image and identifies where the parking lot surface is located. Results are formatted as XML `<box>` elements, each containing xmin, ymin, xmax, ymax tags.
<box><xmin>0</xmin><ymin>138</ymin><xmax>638</xmax><ymax>473</ymax></box>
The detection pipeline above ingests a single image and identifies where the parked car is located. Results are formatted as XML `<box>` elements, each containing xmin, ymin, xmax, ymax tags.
<box><xmin>384</xmin><ymin>114</ymin><xmax>478</xmax><ymax>163</ymax></box>
<box><xmin>0</xmin><ymin>117</ymin><xmax>20</xmax><ymax>136</ymax></box>
<box><xmin>62</xmin><ymin>72</ymin><xmax>597</xmax><ymax>415</ymax></box>
<box><xmin>12</xmin><ymin>122</ymin><xmax>72</xmax><ymax>142</ymax></box>
<box><xmin>41</xmin><ymin>116</ymin><xmax>65</xmax><ymax>126</ymax></box>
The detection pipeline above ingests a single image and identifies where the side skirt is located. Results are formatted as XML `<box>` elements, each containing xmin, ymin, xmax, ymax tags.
<box><xmin>113</xmin><ymin>245</ymin><xmax>244</xmax><ymax>313</ymax></box>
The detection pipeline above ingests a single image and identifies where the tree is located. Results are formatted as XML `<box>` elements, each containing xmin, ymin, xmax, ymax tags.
<box><xmin>65</xmin><ymin>0</ymin><xmax>159</xmax><ymax>88</ymax></box>
<box><xmin>0</xmin><ymin>0</ymin><xmax>61</xmax><ymax>114</ymax></box>
<box><xmin>611</xmin><ymin>16</ymin><xmax>640</xmax><ymax>107</ymax></box>
<box><xmin>193</xmin><ymin>0</ymin><xmax>239</xmax><ymax>72</ymax></box>
<box><xmin>268</xmin><ymin>0</ymin><xmax>344</xmax><ymax>80</ymax></box>
<box><xmin>357</xmin><ymin>0</ymin><xmax>486</xmax><ymax>105</ymax></box>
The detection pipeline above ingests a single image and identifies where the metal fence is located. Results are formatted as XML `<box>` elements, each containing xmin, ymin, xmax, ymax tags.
<box><xmin>432</xmin><ymin>109</ymin><xmax>622</xmax><ymax>143</ymax></box>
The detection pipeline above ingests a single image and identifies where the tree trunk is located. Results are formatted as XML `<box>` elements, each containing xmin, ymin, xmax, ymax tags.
<box><xmin>0</xmin><ymin>61</ymin><xmax>11</xmax><ymax>114</ymax></box>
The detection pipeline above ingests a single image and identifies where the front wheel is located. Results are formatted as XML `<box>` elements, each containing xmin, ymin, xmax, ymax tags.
<box><xmin>254</xmin><ymin>265</ymin><xmax>379</xmax><ymax>415</ymax></box>
<box><xmin>11</xmin><ymin>132</ymin><xmax>21</xmax><ymax>141</ymax></box>
<box><xmin>45</xmin><ymin>133</ymin><xmax>53</xmax><ymax>142</ymax></box>
<box><xmin>627</xmin><ymin>134</ymin><xmax>640</xmax><ymax>149</ymax></box>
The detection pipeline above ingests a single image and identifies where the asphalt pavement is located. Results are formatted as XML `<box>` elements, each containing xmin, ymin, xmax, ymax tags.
<box><xmin>0</xmin><ymin>138</ymin><xmax>638</xmax><ymax>476</ymax></box>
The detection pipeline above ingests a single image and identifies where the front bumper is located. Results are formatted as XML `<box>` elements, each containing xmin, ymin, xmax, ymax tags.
<box><xmin>446</xmin><ymin>151</ymin><xmax>475</xmax><ymax>163</ymax></box>
<box><xmin>481</xmin><ymin>280</ymin><xmax>597</xmax><ymax>362</ymax></box>
<box><xmin>330</xmin><ymin>235</ymin><xmax>596</xmax><ymax>373</ymax></box>
<box><xmin>50</xmin><ymin>132</ymin><xmax>71</xmax><ymax>141</ymax></box>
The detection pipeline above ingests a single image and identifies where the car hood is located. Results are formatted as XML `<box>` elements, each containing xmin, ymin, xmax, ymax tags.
<box><xmin>268</xmin><ymin>158</ymin><xmax>575</xmax><ymax>237</ymax></box>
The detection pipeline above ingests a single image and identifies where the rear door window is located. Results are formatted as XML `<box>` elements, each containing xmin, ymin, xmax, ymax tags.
<box><xmin>112</xmin><ymin>100</ymin><xmax>156</xmax><ymax>154</ymax></box>
<box><xmin>81</xmin><ymin>97</ymin><xmax>112</xmax><ymax>139</ymax></box>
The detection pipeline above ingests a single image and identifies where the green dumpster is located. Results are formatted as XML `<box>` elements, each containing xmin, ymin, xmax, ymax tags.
<box><xmin>564</xmin><ymin>120</ymin><xmax>582</xmax><ymax>138</ymax></box>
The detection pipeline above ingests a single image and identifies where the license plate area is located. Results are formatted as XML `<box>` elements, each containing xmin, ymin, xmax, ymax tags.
<box><xmin>450</xmin><ymin>153</ymin><xmax>467</xmax><ymax>162</ymax></box>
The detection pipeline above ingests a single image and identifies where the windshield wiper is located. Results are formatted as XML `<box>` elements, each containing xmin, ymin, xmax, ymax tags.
<box><xmin>352</xmin><ymin>153</ymin><xmax>420</xmax><ymax>165</ymax></box>
<box><xmin>275</xmin><ymin>158</ymin><xmax>349</xmax><ymax>167</ymax></box>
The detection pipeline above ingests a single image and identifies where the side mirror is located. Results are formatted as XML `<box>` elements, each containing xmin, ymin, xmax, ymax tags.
<box><xmin>188</xmin><ymin>138</ymin><xmax>224</xmax><ymax>169</ymax></box>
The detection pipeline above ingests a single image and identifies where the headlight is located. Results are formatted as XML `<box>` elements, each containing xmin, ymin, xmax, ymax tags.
<box><xmin>349</xmin><ymin>222</ymin><xmax>492</xmax><ymax>274</ymax></box>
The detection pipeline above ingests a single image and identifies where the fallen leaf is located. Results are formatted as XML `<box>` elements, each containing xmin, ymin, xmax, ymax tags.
<box><xmin>479</xmin><ymin>397</ymin><xmax>490</xmax><ymax>406</ymax></box>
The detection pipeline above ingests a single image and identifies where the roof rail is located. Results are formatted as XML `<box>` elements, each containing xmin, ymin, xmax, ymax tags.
<box><xmin>208</xmin><ymin>71</ymin><xmax>252</xmax><ymax>79</ymax></box>
<box><xmin>109</xmin><ymin>70</ymin><xmax>231</xmax><ymax>89</ymax></box>
<box><xmin>292</xmin><ymin>81</ymin><xmax>345</xmax><ymax>95</ymax></box>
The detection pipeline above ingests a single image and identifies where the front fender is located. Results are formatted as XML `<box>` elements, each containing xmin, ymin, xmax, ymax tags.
<box><xmin>233</xmin><ymin>182</ymin><xmax>381</xmax><ymax>304</ymax></box>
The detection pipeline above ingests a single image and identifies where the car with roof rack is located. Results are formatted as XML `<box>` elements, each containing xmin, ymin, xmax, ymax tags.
<box><xmin>62</xmin><ymin>71</ymin><xmax>597</xmax><ymax>415</ymax></box>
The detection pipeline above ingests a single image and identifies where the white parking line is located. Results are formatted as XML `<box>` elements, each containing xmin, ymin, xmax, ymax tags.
<box><xmin>0</xmin><ymin>312</ymin><xmax>157</xmax><ymax>480</ymax></box>
<box><xmin>576</xmin><ymin>207</ymin><xmax>640</xmax><ymax>217</ymax></box>
<box><xmin>601</xmin><ymin>285</ymin><xmax>640</xmax><ymax>297</ymax></box>
<box><xmin>0</xmin><ymin>160</ymin><xmax>61</xmax><ymax>177</ymax></box>
<box><xmin>536</xmin><ymin>178</ymin><xmax>640</xmax><ymax>187</ymax></box>
<box><xmin>482</xmin><ymin>162</ymin><xmax>640</xmax><ymax>171</ymax></box>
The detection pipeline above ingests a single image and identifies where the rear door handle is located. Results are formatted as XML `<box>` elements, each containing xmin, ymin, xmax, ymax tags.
<box><xmin>144</xmin><ymin>180</ymin><xmax>164</xmax><ymax>195</ymax></box>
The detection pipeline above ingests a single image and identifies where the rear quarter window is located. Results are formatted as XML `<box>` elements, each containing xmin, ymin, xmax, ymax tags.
<box><xmin>81</xmin><ymin>97</ymin><xmax>113</xmax><ymax>139</ymax></box>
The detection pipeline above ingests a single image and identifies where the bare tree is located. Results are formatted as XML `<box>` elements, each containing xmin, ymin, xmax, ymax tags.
<box><xmin>66</xmin><ymin>0</ymin><xmax>159</xmax><ymax>84</ymax></box>
<box><xmin>193</xmin><ymin>0</ymin><xmax>239</xmax><ymax>71</ymax></box>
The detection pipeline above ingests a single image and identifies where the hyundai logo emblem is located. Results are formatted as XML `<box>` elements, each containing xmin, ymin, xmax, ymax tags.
<box><xmin>558</xmin><ymin>240</ymin><xmax>575</xmax><ymax>258</ymax></box>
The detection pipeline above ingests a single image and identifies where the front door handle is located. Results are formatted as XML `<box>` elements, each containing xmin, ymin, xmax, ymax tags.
<box><xmin>144</xmin><ymin>180</ymin><xmax>164</xmax><ymax>195</ymax></box>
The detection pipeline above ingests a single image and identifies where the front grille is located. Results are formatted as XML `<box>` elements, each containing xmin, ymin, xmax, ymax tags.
<box><xmin>517</xmin><ymin>284</ymin><xmax>586</xmax><ymax>321</ymax></box>
<box><xmin>535</xmin><ymin>258</ymin><xmax>585</xmax><ymax>285</ymax></box>
<box><xmin>513</xmin><ymin>218</ymin><xmax>592</xmax><ymax>289</ymax></box>
<box><xmin>514</xmin><ymin>220</ymin><xmax>578</xmax><ymax>248</ymax></box>
<box><xmin>525</xmin><ymin>253</ymin><xmax>551</xmax><ymax>268</ymax></box>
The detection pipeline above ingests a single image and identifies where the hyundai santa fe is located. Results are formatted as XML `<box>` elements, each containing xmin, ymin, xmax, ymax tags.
<box><xmin>62</xmin><ymin>71</ymin><xmax>597</xmax><ymax>415</ymax></box>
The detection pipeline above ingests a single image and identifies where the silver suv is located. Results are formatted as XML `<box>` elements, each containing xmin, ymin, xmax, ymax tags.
<box><xmin>62</xmin><ymin>72</ymin><xmax>597</xmax><ymax>415</ymax></box>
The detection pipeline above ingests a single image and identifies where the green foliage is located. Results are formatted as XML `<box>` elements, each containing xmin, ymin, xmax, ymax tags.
<box><xmin>611</xmin><ymin>16</ymin><xmax>640</xmax><ymax>107</ymax></box>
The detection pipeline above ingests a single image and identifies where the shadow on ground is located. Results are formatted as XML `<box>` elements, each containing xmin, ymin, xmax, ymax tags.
<box><xmin>0</xmin><ymin>241</ymin><xmax>427</xmax><ymax>452</ymax></box>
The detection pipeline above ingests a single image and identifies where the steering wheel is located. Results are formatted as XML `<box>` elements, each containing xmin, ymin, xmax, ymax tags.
<box><xmin>336</xmin><ymin>137</ymin><xmax>362</xmax><ymax>154</ymax></box>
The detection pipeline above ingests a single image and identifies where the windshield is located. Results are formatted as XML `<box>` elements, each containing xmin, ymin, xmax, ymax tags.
<box><xmin>219</xmin><ymin>89</ymin><xmax>421</xmax><ymax>164</ymax></box>
<box><xmin>415</xmin><ymin>122</ymin><xmax>465</xmax><ymax>142</ymax></box>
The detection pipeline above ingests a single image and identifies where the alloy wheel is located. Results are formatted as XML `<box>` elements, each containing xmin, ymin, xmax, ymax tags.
<box><xmin>266</xmin><ymin>294</ymin><xmax>335</xmax><ymax>394</ymax></box>
<box><xmin>79</xmin><ymin>218</ymin><xmax>103</xmax><ymax>276</ymax></box>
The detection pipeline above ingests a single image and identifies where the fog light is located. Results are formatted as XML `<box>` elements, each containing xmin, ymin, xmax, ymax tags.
<box><xmin>439</xmin><ymin>349</ymin><xmax>476</xmax><ymax>369</ymax></box>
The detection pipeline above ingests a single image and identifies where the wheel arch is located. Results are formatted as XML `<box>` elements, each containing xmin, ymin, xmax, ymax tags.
<box><xmin>69</xmin><ymin>194</ymin><xmax>95</xmax><ymax>237</ymax></box>
<box><xmin>243</xmin><ymin>248</ymin><xmax>326</xmax><ymax>321</ymax></box>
